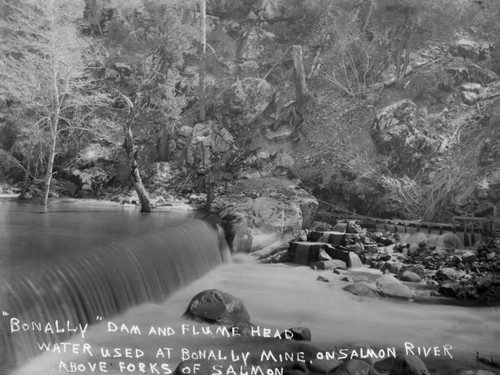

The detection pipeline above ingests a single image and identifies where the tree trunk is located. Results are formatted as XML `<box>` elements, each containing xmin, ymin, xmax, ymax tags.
<box><xmin>204</xmin><ymin>168</ymin><xmax>214</xmax><ymax>212</ymax></box>
<box><xmin>158</xmin><ymin>125</ymin><xmax>169</xmax><ymax>161</ymax></box>
<box><xmin>394</xmin><ymin>14</ymin><xmax>414</xmax><ymax>88</ymax></box>
<box><xmin>123</xmin><ymin>121</ymin><xmax>152</xmax><ymax>213</ymax></box>
<box><xmin>20</xmin><ymin>157</ymin><xmax>31</xmax><ymax>200</ymax></box>
<box><xmin>292</xmin><ymin>45</ymin><xmax>310</xmax><ymax>109</ymax></box>
<box><xmin>362</xmin><ymin>0</ymin><xmax>374</xmax><ymax>33</ymax></box>
<box><xmin>41</xmin><ymin>117</ymin><xmax>58</xmax><ymax>206</ymax></box>
<box><xmin>199</xmin><ymin>0</ymin><xmax>206</xmax><ymax>122</ymax></box>
<box><xmin>394</xmin><ymin>48</ymin><xmax>403</xmax><ymax>86</ymax></box>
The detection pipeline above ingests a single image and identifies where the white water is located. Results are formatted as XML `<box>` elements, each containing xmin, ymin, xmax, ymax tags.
<box><xmin>11</xmin><ymin>255</ymin><xmax>500</xmax><ymax>375</ymax></box>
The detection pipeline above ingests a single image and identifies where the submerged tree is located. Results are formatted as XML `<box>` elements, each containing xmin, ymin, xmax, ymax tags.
<box><xmin>115</xmin><ymin>91</ymin><xmax>153</xmax><ymax>212</ymax></box>
<box><xmin>0</xmin><ymin>0</ymin><xmax>110</xmax><ymax>205</ymax></box>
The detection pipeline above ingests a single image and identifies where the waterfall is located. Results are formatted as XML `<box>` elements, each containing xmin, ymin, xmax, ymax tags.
<box><xmin>398</xmin><ymin>232</ymin><xmax>465</xmax><ymax>248</ymax></box>
<box><xmin>348</xmin><ymin>252</ymin><xmax>363</xmax><ymax>268</ymax></box>
<box><xmin>0</xmin><ymin>219</ymin><xmax>225</xmax><ymax>374</ymax></box>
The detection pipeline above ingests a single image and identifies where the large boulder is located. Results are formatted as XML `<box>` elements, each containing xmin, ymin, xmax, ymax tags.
<box><xmin>438</xmin><ymin>282</ymin><xmax>460</xmax><ymax>298</ymax></box>
<box><xmin>218</xmin><ymin>178</ymin><xmax>318</xmax><ymax>252</ymax></box>
<box><xmin>375</xmin><ymin>274</ymin><xmax>414</xmax><ymax>299</ymax></box>
<box><xmin>372</xmin><ymin>99</ymin><xmax>418</xmax><ymax>154</ymax></box>
<box><xmin>238</xmin><ymin>151</ymin><xmax>296</xmax><ymax>180</ymax></box>
<box><xmin>186</xmin><ymin>121</ymin><xmax>235</xmax><ymax>168</ymax></box>
<box><xmin>380</xmin><ymin>260</ymin><xmax>405</xmax><ymax>275</ymax></box>
<box><xmin>183</xmin><ymin>289</ymin><xmax>250</xmax><ymax>326</ymax></box>
<box><xmin>344</xmin><ymin>281</ymin><xmax>380</xmax><ymax>298</ymax></box>
<box><xmin>372</xmin><ymin>100</ymin><xmax>434</xmax><ymax>175</ymax></box>
<box><xmin>399</xmin><ymin>270</ymin><xmax>422</xmax><ymax>283</ymax></box>
<box><xmin>449</xmin><ymin>39</ymin><xmax>494</xmax><ymax>61</ymax></box>
<box><xmin>435</xmin><ymin>268</ymin><xmax>461</xmax><ymax>282</ymax></box>
<box><xmin>221</xmin><ymin>196</ymin><xmax>301</xmax><ymax>252</ymax></box>
<box><xmin>462</xmin><ymin>251</ymin><xmax>478</xmax><ymax>263</ymax></box>
<box><xmin>253</xmin><ymin>0</ymin><xmax>286</xmax><ymax>21</ymax></box>
<box><xmin>238</xmin><ymin>27</ymin><xmax>276</xmax><ymax>61</ymax></box>
<box><xmin>229</xmin><ymin>77</ymin><xmax>274</xmax><ymax>123</ymax></box>
<box><xmin>460</xmin><ymin>83</ymin><xmax>485</xmax><ymax>105</ymax></box>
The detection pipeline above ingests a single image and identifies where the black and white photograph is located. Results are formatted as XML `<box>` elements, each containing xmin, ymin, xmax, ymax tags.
<box><xmin>1</xmin><ymin>0</ymin><xmax>499</xmax><ymax>374</ymax></box>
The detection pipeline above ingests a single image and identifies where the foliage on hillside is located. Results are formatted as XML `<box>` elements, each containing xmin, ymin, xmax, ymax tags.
<box><xmin>0</xmin><ymin>0</ymin><xmax>499</xmax><ymax>220</ymax></box>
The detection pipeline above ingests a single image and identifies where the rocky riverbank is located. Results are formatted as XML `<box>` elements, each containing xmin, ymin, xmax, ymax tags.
<box><xmin>11</xmin><ymin>249</ymin><xmax>500</xmax><ymax>375</ymax></box>
<box><xmin>257</xmin><ymin>220</ymin><xmax>500</xmax><ymax>306</ymax></box>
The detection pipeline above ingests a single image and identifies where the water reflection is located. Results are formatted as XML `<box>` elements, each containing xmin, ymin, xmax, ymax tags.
<box><xmin>0</xmin><ymin>198</ymin><xmax>194</xmax><ymax>263</ymax></box>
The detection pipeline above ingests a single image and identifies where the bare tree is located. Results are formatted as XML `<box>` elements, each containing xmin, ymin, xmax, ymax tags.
<box><xmin>115</xmin><ymin>91</ymin><xmax>152</xmax><ymax>213</ymax></box>
<box><xmin>0</xmin><ymin>0</ymin><xmax>111</xmax><ymax>205</ymax></box>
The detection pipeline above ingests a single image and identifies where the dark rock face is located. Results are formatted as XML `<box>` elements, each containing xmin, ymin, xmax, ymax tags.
<box><xmin>372</xmin><ymin>99</ymin><xmax>434</xmax><ymax>176</ymax></box>
<box><xmin>217</xmin><ymin>178</ymin><xmax>318</xmax><ymax>253</ymax></box>
<box><xmin>186</xmin><ymin>121</ymin><xmax>235</xmax><ymax>169</ymax></box>
<box><xmin>449</xmin><ymin>39</ymin><xmax>495</xmax><ymax>61</ymax></box>
<box><xmin>238</xmin><ymin>27</ymin><xmax>277</xmax><ymax>61</ymax></box>
<box><xmin>373</xmin><ymin>100</ymin><xmax>418</xmax><ymax>154</ymax></box>
<box><xmin>438</xmin><ymin>282</ymin><xmax>460</xmax><ymax>298</ymax></box>
<box><xmin>63</xmin><ymin>142</ymin><xmax>119</xmax><ymax>197</ymax></box>
<box><xmin>183</xmin><ymin>289</ymin><xmax>250</xmax><ymax>326</ymax></box>
<box><xmin>228</xmin><ymin>77</ymin><xmax>274</xmax><ymax>124</ymax></box>
<box><xmin>435</xmin><ymin>268</ymin><xmax>461</xmax><ymax>282</ymax></box>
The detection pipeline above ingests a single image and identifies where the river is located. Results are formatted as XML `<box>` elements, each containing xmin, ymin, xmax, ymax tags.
<box><xmin>1</xmin><ymin>198</ymin><xmax>499</xmax><ymax>375</ymax></box>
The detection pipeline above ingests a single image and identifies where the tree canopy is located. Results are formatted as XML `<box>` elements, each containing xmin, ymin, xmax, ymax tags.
<box><xmin>0</xmin><ymin>0</ymin><xmax>111</xmax><ymax>203</ymax></box>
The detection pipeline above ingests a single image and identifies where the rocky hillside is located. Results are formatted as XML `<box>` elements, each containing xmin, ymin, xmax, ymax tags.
<box><xmin>1</xmin><ymin>0</ymin><xmax>499</xmax><ymax>230</ymax></box>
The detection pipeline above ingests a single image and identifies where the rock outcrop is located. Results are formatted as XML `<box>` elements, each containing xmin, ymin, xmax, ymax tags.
<box><xmin>449</xmin><ymin>39</ymin><xmax>495</xmax><ymax>61</ymax></box>
<box><xmin>372</xmin><ymin>99</ymin><xmax>434</xmax><ymax>176</ymax></box>
<box><xmin>186</xmin><ymin>121</ymin><xmax>235</xmax><ymax>168</ymax></box>
<box><xmin>228</xmin><ymin>77</ymin><xmax>274</xmax><ymax>123</ymax></box>
<box><xmin>238</xmin><ymin>27</ymin><xmax>276</xmax><ymax>61</ymax></box>
<box><xmin>216</xmin><ymin>178</ymin><xmax>317</xmax><ymax>253</ymax></box>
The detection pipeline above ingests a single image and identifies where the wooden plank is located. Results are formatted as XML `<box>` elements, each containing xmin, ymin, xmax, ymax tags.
<box><xmin>316</xmin><ymin>211</ymin><xmax>494</xmax><ymax>234</ymax></box>
<box><xmin>453</xmin><ymin>216</ymin><xmax>490</xmax><ymax>222</ymax></box>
